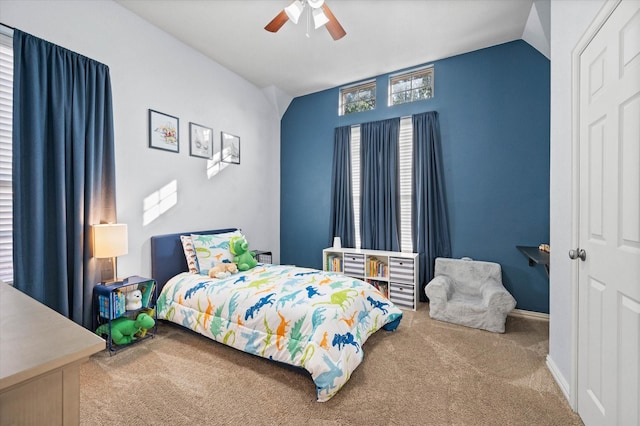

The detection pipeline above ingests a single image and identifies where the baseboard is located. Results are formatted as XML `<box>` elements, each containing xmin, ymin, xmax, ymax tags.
<box><xmin>546</xmin><ymin>354</ymin><xmax>573</xmax><ymax>408</ymax></box>
<box><xmin>508</xmin><ymin>308</ymin><xmax>549</xmax><ymax>321</ymax></box>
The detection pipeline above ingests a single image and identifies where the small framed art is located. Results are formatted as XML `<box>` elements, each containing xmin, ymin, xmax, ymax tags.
<box><xmin>149</xmin><ymin>109</ymin><xmax>179</xmax><ymax>153</ymax></box>
<box><xmin>221</xmin><ymin>131</ymin><xmax>240</xmax><ymax>164</ymax></box>
<box><xmin>189</xmin><ymin>122</ymin><xmax>213</xmax><ymax>159</ymax></box>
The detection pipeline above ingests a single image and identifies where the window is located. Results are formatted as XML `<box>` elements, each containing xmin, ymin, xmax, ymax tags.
<box><xmin>0</xmin><ymin>31</ymin><xmax>13</xmax><ymax>283</ymax></box>
<box><xmin>350</xmin><ymin>125</ymin><xmax>361</xmax><ymax>247</ymax></box>
<box><xmin>398</xmin><ymin>117</ymin><xmax>413</xmax><ymax>253</ymax></box>
<box><xmin>389</xmin><ymin>66</ymin><xmax>434</xmax><ymax>106</ymax></box>
<box><xmin>339</xmin><ymin>80</ymin><xmax>376</xmax><ymax>116</ymax></box>
<box><xmin>350</xmin><ymin>117</ymin><xmax>413</xmax><ymax>253</ymax></box>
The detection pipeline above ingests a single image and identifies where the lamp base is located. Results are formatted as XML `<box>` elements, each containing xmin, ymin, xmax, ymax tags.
<box><xmin>101</xmin><ymin>257</ymin><xmax>119</xmax><ymax>284</ymax></box>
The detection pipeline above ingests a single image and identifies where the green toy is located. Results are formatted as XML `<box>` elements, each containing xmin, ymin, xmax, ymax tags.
<box><xmin>229</xmin><ymin>236</ymin><xmax>258</xmax><ymax>271</ymax></box>
<box><xmin>95</xmin><ymin>312</ymin><xmax>155</xmax><ymax>345</ymax></box>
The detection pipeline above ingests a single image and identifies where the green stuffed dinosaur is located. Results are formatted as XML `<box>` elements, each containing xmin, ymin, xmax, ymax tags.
<box><xmin>95</xmin><ymin>312</ymin><xmax>155</xmax><ymax>346</ymax></box>
<box><xmin>229</xmin><ymin>236</ymin><xmax>257</xmax><ymax>271</ymax></box>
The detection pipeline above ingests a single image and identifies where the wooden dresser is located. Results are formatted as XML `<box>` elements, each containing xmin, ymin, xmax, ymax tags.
<box><xmin>0</xmin><ymin>282</ymin><xmax>105</xmax><ymax>425</ymax></box>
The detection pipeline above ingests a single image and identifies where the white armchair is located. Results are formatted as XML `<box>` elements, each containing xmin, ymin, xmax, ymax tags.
<box><xmin>425</xmin><ymin>257</ymin><xmax>516</xmax><ymax>333</ymax></box>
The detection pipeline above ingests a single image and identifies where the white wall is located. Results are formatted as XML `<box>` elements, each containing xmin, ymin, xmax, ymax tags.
<box><xmin>548</xmin><ymin>0</ymin><xmax>605</xmax><ymax>404</ymax></box>
<box><xmin>1</xmin><ymin>0</ymin><xmax>281</xmax><ymax>278</ymax></box>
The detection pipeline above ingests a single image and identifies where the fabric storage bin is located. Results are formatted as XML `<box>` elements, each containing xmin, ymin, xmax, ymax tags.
<box><xmin>389</xmin><ymin>282</ymin><xmax>415</xmax><ymax>310</ymax></box>
<box><xmin>389</xmin><ymin>257</ymin><xmax>415</xmax><ymax>284</ymax></box>
<box><xmin>343</xmin><ymin>253</ymin><xmax>365</xmax><ymax>277</ymax></box>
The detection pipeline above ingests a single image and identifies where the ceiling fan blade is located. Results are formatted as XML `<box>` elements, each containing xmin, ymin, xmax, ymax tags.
<box><xmin>265</xmin><ymin>9</ymin><xmax>289</xmax><ymax>33</ymax></box>
<box><xmin>322</xmin><ymin>4</ymin><xmax>346</xmax><ymax>40</ymax></box>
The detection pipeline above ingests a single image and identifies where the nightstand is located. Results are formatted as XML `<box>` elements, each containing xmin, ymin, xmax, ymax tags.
<box><xmin>254</xmin><ymin>250</ymin><xmax>272</xmax><ymax>263</ymax></box>
<box><xmin>93</xmin><ymin>275</ymin><xmax>157</xmax><ymax>353</ymax></box>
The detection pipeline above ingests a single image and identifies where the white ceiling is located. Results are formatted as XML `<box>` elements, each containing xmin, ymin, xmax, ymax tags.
<box><xmin>116</xmin><ymin>0</ymin><xmax>548</xmax><ymax>100</ymax></box>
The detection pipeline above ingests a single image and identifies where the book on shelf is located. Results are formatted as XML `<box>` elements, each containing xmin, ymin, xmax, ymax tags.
<box><xmin>97</xmin><ymin>294</ymin><xmax>110</xmax><ymax>319</ymax></box>
<box><xmin>114</xmin><ymin>290</ymin><xmax>126</xmax><ymax>317</ymax></box>
<box><xmin>98</xmin><ymin>290</ymin><xmax>125</xmax><ymax>319</ymax></box>
<box><xmin>326</xmin><ymin>254</ymin><xmax>343</xmax><ymax>272</ymax></box>
<box><xmin>367</xmin><ymin>257</ymin><xmax>388</xmax><ymax>278</ymax></box>
<box><xmin>379</xmin><ymin>282</ymin><xmax>388</xmax><ymax>298</ymax></box>
<box><xmin>367</xmin><ymin>279</ymin><xmax>389</xmax><ymax>298</ymax></box>
<box><xmin>137</xmin><ymin>280</ymin><xmax>155</xmax><ymax>308</ymax></box>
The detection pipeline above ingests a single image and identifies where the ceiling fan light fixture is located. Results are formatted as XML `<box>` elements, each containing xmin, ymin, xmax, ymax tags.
<box><xmin>265</xmin><ymin>0</ymin><xmax>345</xmax><ymax>40</ymax></box>
<box><xmin>312</xmin><ymin>8</ymin><xmax>330</xmax><ymax>29</ymax></box>
<box><xmin>285</xmin><ymin>0</ymin><xmax>304</xmax><ymax>24</ymax></box>
<box><xmin>307</xmin><ymin>0</ymin><xmax>325</xmax><ymax>8</ymax></box>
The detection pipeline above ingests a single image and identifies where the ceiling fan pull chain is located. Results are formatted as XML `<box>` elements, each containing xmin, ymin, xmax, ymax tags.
<box><xmin>306</xmin><ymin>3</ymin><xmax>311</xmax><ymax>38</ymax></box>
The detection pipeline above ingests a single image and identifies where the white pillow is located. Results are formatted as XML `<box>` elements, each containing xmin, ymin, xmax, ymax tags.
<box><xmin>180</xmin><ymin>235</ymin><xmax>199</xmax><ymax>274</ymax></box>
<box><xmin>191</xmin><ymin>230</ymin><xmax>244</xmax><ymax>274</ymax></box>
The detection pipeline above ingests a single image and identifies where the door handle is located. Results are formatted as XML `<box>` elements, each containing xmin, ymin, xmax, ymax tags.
<box><xmin>568</xmin><ymin>248</ymin><xmax>587</xmax><ymax>261</ymax></box>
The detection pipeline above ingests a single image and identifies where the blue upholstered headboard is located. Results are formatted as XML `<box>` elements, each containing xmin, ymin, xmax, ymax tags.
<box><xmin>150</xmin><ymin>228</ymin><xmax>238</xmax><ymax>292</ymax></box>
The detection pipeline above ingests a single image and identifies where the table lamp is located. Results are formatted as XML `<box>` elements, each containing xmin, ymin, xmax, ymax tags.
<box><xmin>92</xmin><ymin>223</ymin><xmax>128</xmax><ymax>282</ymax></box>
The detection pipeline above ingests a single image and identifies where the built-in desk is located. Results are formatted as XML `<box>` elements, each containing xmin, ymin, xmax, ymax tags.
<box><xmin>516</xmin><ymin>245</ymin><xmax>550</xmax><ymax>276</ymax></box>
<box><xmin>0</xmin><ymin>282</ymin><xmax>105</xmax><ymax>425</ymax></box>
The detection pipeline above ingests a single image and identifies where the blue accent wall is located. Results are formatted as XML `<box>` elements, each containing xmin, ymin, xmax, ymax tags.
<box><xmin>281</xmin><ymin>40</ymin><xmax>550</xmax><ymax>313</ymax></box>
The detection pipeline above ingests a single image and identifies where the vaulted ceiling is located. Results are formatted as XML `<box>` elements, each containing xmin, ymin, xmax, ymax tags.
<box><xmin>116</xmin><ymin>0</ymin><xmax>550</xmax><ymax>105</ymax></box>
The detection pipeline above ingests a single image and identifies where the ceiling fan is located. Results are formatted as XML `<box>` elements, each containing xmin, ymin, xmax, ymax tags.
<box><xmin>265</xmin><ymin>0</ymin><xmax>347</xmax><ymax>40</ymax></box>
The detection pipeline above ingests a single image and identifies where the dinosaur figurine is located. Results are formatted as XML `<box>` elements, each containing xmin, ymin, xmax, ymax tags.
<box><xmin>95</xmin><ymin>312</ymin><xmax>155</xmax><ymax>345</ymax></box>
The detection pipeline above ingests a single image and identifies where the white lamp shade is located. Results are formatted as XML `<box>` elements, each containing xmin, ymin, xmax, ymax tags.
<box><xmin>307</xmin><ymin>0</ymin><xmax>325</xmax><ymax>9</ymax></box>
<box><xmin>93</xmin><ymin>224</ymin><xmax>128</xmax><ymax>258</ymax></box>
<box><xmin>312</xmin><ymin>8</ymin><xmax>329</xmax><ymax>29</ymax></box>
<box><xmin>285</xmin><ymin>0</ymin><xmax>304</xmax><ymax>24</ymax></box>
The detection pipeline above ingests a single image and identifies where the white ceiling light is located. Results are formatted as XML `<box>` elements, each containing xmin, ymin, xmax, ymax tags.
<box><xmin>312</xmin><ymin>8</ymin><xmax>329</xmax><ymax>29</ymax></box>
<box><xmin>307</xmin><ymin>0</ymin><xmax>325</xmax><ymax>8</ymax></box>
<box><xmin>284</xmin><ymin>0</ymin><xmax>304</xmax><ymax>24</ymax></box>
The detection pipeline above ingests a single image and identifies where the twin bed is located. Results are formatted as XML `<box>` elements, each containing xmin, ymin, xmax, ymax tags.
<box><xmin>150</xmin><ymin>228</ymin><xmax>403</xmax><ymax>402</ymax></box>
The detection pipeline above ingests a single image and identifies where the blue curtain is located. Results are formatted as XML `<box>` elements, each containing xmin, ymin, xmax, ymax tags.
<box><xmin>361</xmin><ymin>118</ymin><xmax>400</xmax><ymax>251</ymax></box>
<box><xmin>329</xmin><ymin>126</ymin><xmax>355</xmax><ymax>247</ymax></box>
<box><xmin>12</xmin><ymin>30</ymin><xmax>116</xmax><ymax>328</ymax></box>
<box><xmin>412</xmin><ymin>111</ymin><xmax>451</xmax><ymax>301</ymax></box>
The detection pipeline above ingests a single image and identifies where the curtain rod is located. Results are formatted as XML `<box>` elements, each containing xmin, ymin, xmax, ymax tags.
<box><xmin>0</xmin><ymin>23</ymin><xmax>15</xmax><ymax>37</ymax></box>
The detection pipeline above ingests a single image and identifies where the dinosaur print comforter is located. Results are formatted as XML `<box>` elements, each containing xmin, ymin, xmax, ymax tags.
<box><xmin>156</xmin><ymin>264</ymin><xmax>403</xmax><ymax>402</ymax></box>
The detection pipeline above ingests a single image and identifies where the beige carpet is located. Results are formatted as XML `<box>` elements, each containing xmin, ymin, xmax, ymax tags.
<box><xmin>80</xmin><ymin>304</ymin><xmax>583</xmax><ymax>425</ymax></box>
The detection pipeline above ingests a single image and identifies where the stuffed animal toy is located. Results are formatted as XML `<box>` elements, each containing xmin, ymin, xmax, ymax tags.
<box><xmin>208</xmin><ymin>262</ymin><xmax>239</xmax><ymax>279</ymax></box>
<box><xmin>229</xmin><ymin>236</ymin><xmax>257</xmax><ymax>271</ymax></box>
<box><xmin>95</xmin><ymin>312</ymin><xmax>155</xmax><ymax>346</ymax></box>
<box><xmin>125</xmin><ymin>289</ymin><xmax>142</xmax><ymax>311</ymax></box>
<box><xmin>136</xmin><ymin>308</ymin><xmax>155</xmax><ymax>338</ymax></box>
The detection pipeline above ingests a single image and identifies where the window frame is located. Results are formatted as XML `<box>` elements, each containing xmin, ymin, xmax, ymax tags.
<box><xmin>388</xmin><ymin>65</ymin><xmax>434</xmax><ymax>106</ymax></box>
<box><xmin>339</xmin><ymin>79</ymin><xmax>376</xmax><ymax>116</ymax></box>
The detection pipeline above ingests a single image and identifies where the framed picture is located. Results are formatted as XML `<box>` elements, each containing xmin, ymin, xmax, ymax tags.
<box><xmin>149</xmin><ymin>109</ymin><xmax>179</xmax><ymax>153</ymax></box>
<box><xmin>221</xmin><ymin>131</ymin><xmax>240</xmax><ymax>164</ymax></box>
<box><xmin>189</xmin><ymin>122</ymin><xmax>213</xmax><ymax>159</ymax></box>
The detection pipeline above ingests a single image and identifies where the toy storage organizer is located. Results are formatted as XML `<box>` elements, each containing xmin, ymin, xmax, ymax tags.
<box><xmin>93</xmin><ymin>275</ymin><xmax>157</xmax><ymax>353</ymax></box>
<box><xmin>323</xmin><ymin>248</ymin><xmax>419</xmax><ymax>311</ymax></box>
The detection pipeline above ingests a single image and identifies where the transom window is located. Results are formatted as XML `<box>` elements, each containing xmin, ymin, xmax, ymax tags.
<box><xmin>389</xmin><ymin>66</ymin><xmax>434</xmax><ymax>106</ymax></box>
<box><xmin>339</xmin><ymin>80</ymin><xmax>376</xmax><ymax>116</ymax></box>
